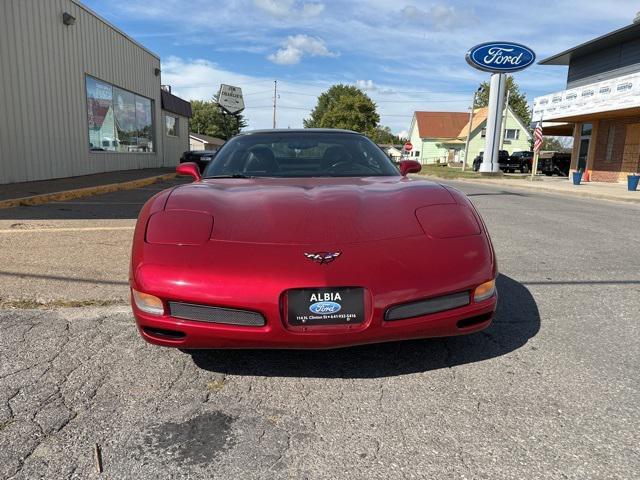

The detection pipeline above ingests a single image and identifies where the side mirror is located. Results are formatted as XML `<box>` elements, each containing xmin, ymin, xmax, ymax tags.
<box><xmin>399</xmin><ymin>160</ymin><xmax>422</xmax><ymax>176</ymax></box>
<box><xmin>176</xmin><ymin>162</ymin><xmax>201</xmax><ymax>182</ymax></box>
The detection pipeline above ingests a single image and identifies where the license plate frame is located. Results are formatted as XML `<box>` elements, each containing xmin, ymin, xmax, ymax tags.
<box><xmin>287</xmin><ymin>287</ymin><xmax>365</xmax><ymax>326</ymax></box>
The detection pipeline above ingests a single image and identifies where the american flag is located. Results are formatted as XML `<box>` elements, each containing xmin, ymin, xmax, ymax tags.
<box><xmin>533</xmin><ymin>123</ymin><xmax>543</xmax><ymax>152</ymax></box>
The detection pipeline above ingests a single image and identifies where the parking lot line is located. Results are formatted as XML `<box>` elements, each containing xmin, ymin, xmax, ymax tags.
<box><xmin>0</xmin><ymin>226</ymin><xmax>135</xmax><ymax>234</ymax></box>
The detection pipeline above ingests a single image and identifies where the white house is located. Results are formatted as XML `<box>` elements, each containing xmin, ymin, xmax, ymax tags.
<box><xmin>189</xmin><ymin>133</ymin><xmax>225</xmax><ymax>151</ymax></box>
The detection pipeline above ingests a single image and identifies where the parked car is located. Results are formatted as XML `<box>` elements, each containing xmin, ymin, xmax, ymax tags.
<box><xmin>538</xmin><ymin>152</ymin><xmax>571</xmax><ymax>177</ymax></box>
<box><xmin>180</xmin><ymin>150</ymin><xmax>218</xmax><ymax>172</ymax></box>
<box><xmin>130</xmin><ymin>129</ymin><xmax>497</xmax><ymax>350</ymax></box>
<box><xmin>506</xmin><ymin>151</ymin><xmax>534</xmax><ymax>173</ymax></box>
<box><xmin>472</xmin><ymin>150</ymin><xmax>510</xmax><ymax>172</ymax></box>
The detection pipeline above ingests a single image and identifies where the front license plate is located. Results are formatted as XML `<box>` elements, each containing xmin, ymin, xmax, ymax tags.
<box><xmin>287</xmin><ymin>287</ymin><xmax>364</xmax><ymax>326</ymax></box>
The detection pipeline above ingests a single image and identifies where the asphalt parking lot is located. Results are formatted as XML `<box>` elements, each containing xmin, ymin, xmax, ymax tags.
<box><xmin>1</xmin><ymin>178</ymin><xmax>638</xmax><ymax>479</ymax></box>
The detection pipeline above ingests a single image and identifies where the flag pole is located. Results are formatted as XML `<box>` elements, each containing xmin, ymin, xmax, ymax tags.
<box><xmin>531</xmin><ymin>114</ymin><xmax>543</xmax><ymax>180</ymax></box>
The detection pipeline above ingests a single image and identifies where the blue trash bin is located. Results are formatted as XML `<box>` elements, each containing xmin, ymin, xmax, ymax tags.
<box><xmin>572</xmin><ymin>171</ymin><xmax>583</xmax><ymax>185</ymax></box>
<box><xmin>628</xmin><ymin>175</ymin><xmax>640</xmax><ymax>191</ymax></box>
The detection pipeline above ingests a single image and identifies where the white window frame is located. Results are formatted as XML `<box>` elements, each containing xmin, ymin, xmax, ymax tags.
<box><xmin>504</xmin><ymin>129</ymin><xmax>520</xmax><ymax>140</ymax></box>
<box><xmin>165</xmin><ymin>115</ymin><xmax>179</xmax><ymax>137</ymax></box>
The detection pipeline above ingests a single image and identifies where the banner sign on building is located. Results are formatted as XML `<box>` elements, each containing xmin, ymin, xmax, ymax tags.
<box><xmin>217</xmin><ymin>84</ymin><xmax>245</xmax><ymax>114</ymax></box>
<box><xmin>465</xmin><ymin>42</ymin><xmax>536</xmax><ymax>73</ymax></box>
<box><xmin>532</xmin><ymin>72</ymin><xmax>640</xmax><ymax>122</ymax></box>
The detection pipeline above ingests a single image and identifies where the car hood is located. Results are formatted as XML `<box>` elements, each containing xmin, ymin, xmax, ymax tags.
<box><xmin>164</xmin><ymin>176</ymin><xmax>456</xmax><ymax>245</ymax></box>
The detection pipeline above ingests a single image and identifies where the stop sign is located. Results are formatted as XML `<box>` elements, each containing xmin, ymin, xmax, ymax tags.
<box><xmin>404</xmin><ymin>142</ymin><xmax>413</xmax><ymax>152</ymax></box>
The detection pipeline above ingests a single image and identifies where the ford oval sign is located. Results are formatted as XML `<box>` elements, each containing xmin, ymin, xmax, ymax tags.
<box><xmin>466</xmin><ymin>42</ymin><xmax>535</xmax><ymax>73</ymax></box>
<box><xmin>309</xmin><ymin>301</ymin><xmax>342</xmax><ymax>315</ymax></box>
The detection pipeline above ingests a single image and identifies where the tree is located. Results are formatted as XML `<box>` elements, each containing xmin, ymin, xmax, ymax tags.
<box><xmin>542</xmin><ymin>136</ymin><xmax>573</xmax><ymax>153</ymax></box>
<box><xmin>190</xmin><ymin>99</ymin><xmax>247</xmax><ymax>140</ymax></box>
<box><xmin>304</xmin><ymin>84</ymin><xmax>380</xmax><ymax>134</ymax></box>
<box><xmin>474</xmin><ymin>76</ymin><xmax>531</xmax><ymax>127</ymax></box>
<box><xmin>368</xmin><ymin>125</ymin><xmax>406</xmax><ymax>145</ymax></box>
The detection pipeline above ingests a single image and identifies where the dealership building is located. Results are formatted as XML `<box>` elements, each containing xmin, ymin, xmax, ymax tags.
<box><xmin>534</xmin><ymin>20</ymin><xmax>640</xmax><ymax>182</ymax></box>
<box><xmin>0</xmin><ymin>0</ymin><xmax>192</xmax><ymax>185</ymax></box>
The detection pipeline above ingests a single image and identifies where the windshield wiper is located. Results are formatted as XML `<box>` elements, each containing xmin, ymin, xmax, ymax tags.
<box><xmin>204</xmin><ymin>173</ymin><xmax>253</xmax><ymax>179</ymax></box>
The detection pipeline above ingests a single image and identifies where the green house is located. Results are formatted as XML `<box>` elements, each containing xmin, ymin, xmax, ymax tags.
<box><xmin>406</xmin><ymin>107</ymin><xmax>532</xmax><ymax>166</ymax></box>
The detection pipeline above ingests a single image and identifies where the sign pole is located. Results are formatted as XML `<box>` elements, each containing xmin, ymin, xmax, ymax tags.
<box><xmin>480</xmin><ymin>73</ymin><xmax>506</xmax><ymax>173</ymax></box>
<box><xmin>465</xmin><ymin>42</ymin><xmax>535</xmax><ymax>174</ymax></box>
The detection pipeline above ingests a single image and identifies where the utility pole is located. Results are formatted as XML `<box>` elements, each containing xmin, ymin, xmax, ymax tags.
<box><xmin>272</xmin><ymin>80</ymin><xmax>277</xmax><ymax>129</ymax></box>
<box><xmin>462</xmin><ymin>87</ymin><xmax>481</xmax><ymax>172</ymax></box>
<box><xmin>499</xmin><ymin>83</ymin><xmax>511</xmax><ymax>151</ymax></box>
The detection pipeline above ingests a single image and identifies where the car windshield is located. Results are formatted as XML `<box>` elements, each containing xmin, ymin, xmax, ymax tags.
<box><xmin>202</xmin><ymin>132</ymin><xmax>400</xmax><ymax>178</ymax></box>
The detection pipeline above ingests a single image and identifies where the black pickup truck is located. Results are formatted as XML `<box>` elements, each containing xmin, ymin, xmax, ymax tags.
<box><xmin>505</xmin><ymin>151</ymin><xmax>534</xmax><ymax>173</ymax></box>
<box><xmin>472</xmin><ymin>150</ymin><xmax>510</xmax><ymax>171</ymax></box>
<box><xmin>538</xmin><ymin>152</ymin><xmax>571</xmax><ymax>176</ymax></box>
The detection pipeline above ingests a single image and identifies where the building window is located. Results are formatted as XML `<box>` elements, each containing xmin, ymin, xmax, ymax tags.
<box><xmin>605</xmin><ymin>125</ymin><xmax>616</xmax><ymax>163</ymax></box>
<box><xmin>414</xmin><ymin>150</ymin><xmax>420</xmax><ymax>157</ymax></box>
<box><xmin>86</xmin><ymin>75</ymin><xmax>154</xmax><ymax>153</ymax></box>
<box><xmin>165</xmin><ymin>115</ymin><xmax>178</xmax><ymax>137</ymax></box>
<box><xmin>504</xmin><ymin>129</ymin><xmax>520</xmax><ymax>140</ymax></box>
<box><xmin>481</xmin><ymin>128</ymin><xmax>486</xmax><ymax>138</ymax></box>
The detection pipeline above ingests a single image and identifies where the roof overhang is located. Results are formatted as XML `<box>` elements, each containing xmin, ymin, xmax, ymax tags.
<box><xmin>541</xmin><ymin>122</ymin><xmax>575</xmax><ymax>136</ymax></box>
<box><xmin>539</xmin><ymin>22</ymin><xmax>640</xmax><ymax>65</ymax></box>
<box><xmin>547</xmin><ymin>106</ymin><xmax>640</xmax><ymax>123</ymax></box>
<box><xmin>532</xmin><ymin>71</ymin><xmax>640</xmax><ymax>123</ymax></box>
<box><xmin>161</xmin><ymin>90</ymin><xmax>192</xmax><ymax>118</ymax></box>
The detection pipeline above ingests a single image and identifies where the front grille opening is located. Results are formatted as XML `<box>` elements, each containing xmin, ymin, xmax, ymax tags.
<box><xmin>142</xmin><ymin>326</ymin><xmax>186</xmax><ymax>340</ymax></box>
<box><xmin>385</xmin><ymin>291</ymin><xmax>470</xmax><ymax>321</ymax></box>
<box><xmin>168</xmin><ymin>302</ymin><xmax>266</xmax><ymax>327</ymax></box>
<box><xmin>456</xmin><ymin>313</ymin><xmax>492</xmax><ymax>329</ymax></box>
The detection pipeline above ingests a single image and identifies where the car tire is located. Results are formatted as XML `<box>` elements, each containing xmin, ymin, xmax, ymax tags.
<box><xmin>521</xmin><ymin>164</ymin><xmax>529</xmax><ymax>174</ymax></box>
<box><xmin>545</xmin><ymin>172</ymin><xmax>553</xmax><ymax>176</ymax></box>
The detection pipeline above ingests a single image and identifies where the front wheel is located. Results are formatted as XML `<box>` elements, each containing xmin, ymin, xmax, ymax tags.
<box><xmin>521</xmin><ymin>164</ymin><xmax>529</xmax><ymax>174</ymax></box>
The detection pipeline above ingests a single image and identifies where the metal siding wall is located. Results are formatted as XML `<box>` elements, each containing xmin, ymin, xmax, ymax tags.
<box><xmin>567</xmin><ymin>40</ymin><xmax>640</xmax><ymax>88</ymax></box>
<box><xmin>0</xmin><ymin>0</ymin><xmax>162</xmax><ymax>184</ymax></box>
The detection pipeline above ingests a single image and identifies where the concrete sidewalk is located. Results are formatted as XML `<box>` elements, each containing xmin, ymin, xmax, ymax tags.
<box><xmin>0</xmin><ymin>168</ymin><xmax>177</xmax><ymax>208</ymax></box>
<box><xmin>436</xmin><ymin>175</ymin><xmax>640</xmax><ymax>204</ymax></box>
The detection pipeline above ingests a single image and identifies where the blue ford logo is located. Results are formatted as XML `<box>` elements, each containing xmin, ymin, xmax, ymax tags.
<box><xmin>309</xmin><ymin>301</ymin><xmax>341</xmax><ymax>315</ymax></box>
<box><xmin>466</xmin><ymin>42</ymin><xmax>535</xmax><ymax>73</ymax></box>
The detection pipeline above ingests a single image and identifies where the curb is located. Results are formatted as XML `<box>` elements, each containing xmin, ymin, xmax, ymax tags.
<box><xmin>422</xmin><ymin>175</ymin><xmax>640</xmax><ymax>205</ymax></box>
<box><xmin>0</xmin><ymin>173</ymin><xmax>177</xmax><ymax>210</ymax></box>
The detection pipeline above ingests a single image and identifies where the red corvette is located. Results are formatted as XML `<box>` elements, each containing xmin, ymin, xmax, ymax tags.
<box><xmin>130</xmin><ymin>129</ymin><xmax>497</xmax><ymax>349</ymax></box>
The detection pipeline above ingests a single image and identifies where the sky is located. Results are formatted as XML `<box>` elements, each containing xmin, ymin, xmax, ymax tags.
<box><xmin>84</xmin><ymin>0</ymin><xmax>639</xmax><ymax>137</ymax></box>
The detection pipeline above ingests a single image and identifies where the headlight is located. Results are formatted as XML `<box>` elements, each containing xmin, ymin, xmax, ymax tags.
<box><xmin>132</xmin><ymin>289</ymin><xmax>164</xmax><ymax>315</ymax></box>
<box><xmin>415</xmin><ymin>204</ymin><xmax>480</xmax><ymax>239</ymax></box>
<box><xmin>474</xmin><ymin>279</ymin><xmax>496</xmax><ymax>302</ymax></box>
<box><xmin>146</xmin><ymin>211</ymin><xmax>213</xmax><ymax>245</ymax></box>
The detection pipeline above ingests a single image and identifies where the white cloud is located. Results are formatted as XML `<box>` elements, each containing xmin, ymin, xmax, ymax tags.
<box><xmin>253</xmin><ymin>0</ymin><xmax>324</xmax><ymax>18</ymax></box>
<box><xmin>302</xmin><ymin>2</ymin><xmax>325</xmax><ymax>17</ymax></box>
<box><xmin>355</xmin><ymin>79</ymin><xmax>395</xmax><ymax>95</ymax></box>
<box><xmin>402</xmin><ymin>4</ymin><xmax>461</xmax><ymax>30</ymax></box>
<box><xmin>268</xmin><ymin>34</ymin><xmax>337</xmax><ymax>65</ymax></box>
<box><xmin>396</xmin><ymin>130</ymin><xmax>409</xmax><ymax>139</ymax></box>
<box><xmin>160</xmin><ymin>56</ymin><xmax>330</xmax><ymax>129</ymax></box>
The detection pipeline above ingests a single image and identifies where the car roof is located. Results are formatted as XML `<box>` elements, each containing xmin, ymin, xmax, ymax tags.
<box><xmin>238</xmin><ymin>128</ymin><xmax>360</xmax><ymax>136</ymax></box>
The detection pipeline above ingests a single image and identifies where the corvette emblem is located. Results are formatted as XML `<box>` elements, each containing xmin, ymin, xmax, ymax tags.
<box><xmin>304</xmin><ymin>252</ymin><xmax>341</xmax><ymax>265</ymax></box>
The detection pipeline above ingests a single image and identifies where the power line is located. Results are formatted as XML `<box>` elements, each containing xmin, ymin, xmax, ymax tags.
<box><xmin>244</xmin><ymin>89</ymin><xmax>274</xmax><ymax>96</ymax></box>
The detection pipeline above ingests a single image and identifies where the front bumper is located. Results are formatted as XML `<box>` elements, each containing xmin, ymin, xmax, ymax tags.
<box><xmin>132</xmin><ymin>291</ymin><xmax>496</xmax><ymax>349</ymax></box>
<box><xmin>131</xmin><ymin>232</ymin><xmax>497</xmax><ymax>349</ymax></box>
